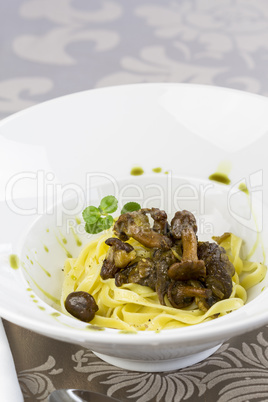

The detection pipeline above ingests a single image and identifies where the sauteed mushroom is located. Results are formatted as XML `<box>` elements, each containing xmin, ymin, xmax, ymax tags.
<box><xmin>168</xmin><ymin>210</ymin><xmax>206</xmax><ymax>280</ymax></box>
<box><xmin>100</xmin><ymin>237</ymin><xmax>136</xmax><ymax>280</ymax></box>
<box><xmin>167</xmin><ymin>281</ymin><xmax>212</xmax><ymax>309</ymax></box>
<box><xmin>115</xmin><ymin>257</ymin><xmax>156</xmax><ymax>288</ymax></box>
<box><xmin>65</xmin><ymin>291</ymin><xmax>98</xmax><ymax>322</ymax></box>
<box><xmin>197</xmin><ymin>241</ymin><xmax>235</xmax><ymax>302</ymax></box>
<box><xmin>101</xmin><ymin>208</ymin><xmax>235</xmax><ymax>312</ymax></box>
<box><xmin>113</xmin><ymin>209</ymin><xmax>172</xmax><ymax>250</ymax></box>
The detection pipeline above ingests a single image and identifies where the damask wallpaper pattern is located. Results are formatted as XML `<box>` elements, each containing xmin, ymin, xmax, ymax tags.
<box><xmin>1</xmin><ymin>1</ymin><xmax>268</xmax><ymax>401</ymax></box>
<box><xmin>1</xmin><ymin>0</ymin><xmax>268</xmax><ymax>119</ymax></box>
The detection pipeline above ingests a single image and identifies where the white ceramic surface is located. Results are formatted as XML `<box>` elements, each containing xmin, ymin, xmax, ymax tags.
<box><xmin>1</xmin><ymin>83</ymin><xmax>268</xmax><ymax>371</ymax></box>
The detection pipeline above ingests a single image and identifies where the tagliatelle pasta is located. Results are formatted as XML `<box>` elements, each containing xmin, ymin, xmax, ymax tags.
<box><xmin>61</xmin><ymin>229</ymin><xmax>266</xmax><ymax>331</ymax></box>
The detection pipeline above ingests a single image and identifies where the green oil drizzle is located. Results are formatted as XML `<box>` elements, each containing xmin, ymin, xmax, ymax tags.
<box><xmin>209</xmin><ymin>173</ymin><xmax>231</xmax><ymax>185</ymax></box>
<box><xmin>130</xmin><ymin>166</ymin><xmax>144</xmax><ymax>176</ymax></box>
<box><xmin>9</xmin><ymin>254</ymin><xmax>19</xmax><ymax>269</ymax></box>
<box><xmin>59</xmin><ymin>230</ymin><xmax>67</xmax><ymax>245</ymax></box>
<box><xmin>51</xmin><ymin>312</ymin><xmax>61</xmax><ymax>318</ymax></box>
<box><xmin>70</xmin><ymin>226</ymin><xmax>82</xmax><ymax>247</ymax></box>
<box><xmin>36</xmin><ymin>260</ymin><xmax>51</xmax><ymax>277</ymax></box>
<box><xmin>152</xmin><ymin>167</ymin><xmax>162</xmax><ymax>173</ymax></box>
<box><xmin>46</xmin><ymin>228</ymin><xmax>49</xmax><ymax>233</ymax></box>
<box><xmin>209</xmin><ymin>161</ymin><xmax>231</xmax><ymax>185</ymax></box>
<box><xmin>44</xmin><ymin>245</ymin><xmax>49</xmax><ymax>253</ymax></box>
<box><xmin>75</xmin><ymin>216</ymin><xmax>81</xmax><ymax>225</ymax></box>
<box><xmin>85</xmin><ymin>325</ymin><xmax>105</xmax><ymax>331</ymax></box>
<box><xmin>23</xmin><ymin>266</ymin><xmax>60</xmax><ymax>306</ymax></box>
<box><xmin>239</xmin><ymin>182</ymin><xmax>249</xmax><ymax>195</ymax></box>
<box><xmin>38</xmin><ymin>306</ymin><xmax>46</xmax><ymax>311</ymax></box>
<box><xmin>55</xmin><ymin>235</ymin><xmax>72</xmax><ymax>258</ymax></box>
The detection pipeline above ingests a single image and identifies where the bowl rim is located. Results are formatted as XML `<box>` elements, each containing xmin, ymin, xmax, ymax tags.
<box><xmin>5</xmin><ymin>174</ymin><xmax>268</xmax><ymax>346</ymax></box>
<box><xmin>1</xmin><ymin>81</ymin><xmax>268</xmax><ymax>130</ymax></box>
<box><xmin>1</xmin><ymin>82</ymin><xmax>268</xmax><ymax>347</ymax></box>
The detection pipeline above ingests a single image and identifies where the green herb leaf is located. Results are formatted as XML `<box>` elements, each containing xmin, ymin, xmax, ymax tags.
<box><xmin>121</xmin><ymin>202</ymin><xmax>141</xmax><ymax>214</ymax></box>
<box><xmin>99</xmin><ymin>195</ymin><xmax>118</xmax><ymax>214</ymax></box>
<box><xmin>98</xmin><ymin>215</ymin><xmax>114</xmax><ymax>230</ymax></box>
<box><xmin>85</xmin><ymin>221</ymin><xmax>103</xmax><ymax>234</ymax></box>
<box><xmin>85</xmin><ymin>215</ymin><xmax>114</xmax><ymax>234</ymax></box>
<box><xmin>82</xmin><ymin>206</ymin><xmax>101</xmax><ymax>224</ymax></box>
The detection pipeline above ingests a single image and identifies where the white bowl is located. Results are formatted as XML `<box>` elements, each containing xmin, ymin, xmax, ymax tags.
<box><xmin>1</xmin><ymin>83</ymin><xmax>268</xmax><ymax>372</ymax></box>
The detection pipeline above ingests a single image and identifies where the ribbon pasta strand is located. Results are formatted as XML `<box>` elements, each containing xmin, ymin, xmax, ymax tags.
<box><xmin>61</xmin><ymin>231</ymin><xmax>266</xmax><ymax>331</ymax></box>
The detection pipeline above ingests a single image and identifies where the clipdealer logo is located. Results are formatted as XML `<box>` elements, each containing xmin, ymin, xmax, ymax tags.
<box><xmin>5</xmin><ymin>169</ymin><xmax>264</xmax><ymax>233</ymax></box>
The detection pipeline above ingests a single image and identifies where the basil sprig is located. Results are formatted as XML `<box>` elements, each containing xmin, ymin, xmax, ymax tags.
<box><xmin>82</xmin><ymin>196</ymin><xmax>141</xmax><ymax>234</ymax></box>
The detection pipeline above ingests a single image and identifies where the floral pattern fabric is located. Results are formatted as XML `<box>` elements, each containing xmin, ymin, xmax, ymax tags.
<box><xmin>1</xmin><ymin>1</ymin><xmax>268</xmax><ymax>401</ymax></box>
<box><xmin>4</xmin><ymin>320</ymin><xmax>268</xmax><ymax>402</ymax></box>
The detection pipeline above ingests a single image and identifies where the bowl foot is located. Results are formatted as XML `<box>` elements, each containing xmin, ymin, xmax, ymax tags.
<box><xmin>93</xmin><ymin>344</ymin><xmax>222</xmax><ymax>372</ymax></box>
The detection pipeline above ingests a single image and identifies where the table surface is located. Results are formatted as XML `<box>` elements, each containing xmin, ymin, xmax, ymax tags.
<box><xmin>1</xmin><ymin>1</ymin><xmax>268</xmax><ymax>401</ymax></box>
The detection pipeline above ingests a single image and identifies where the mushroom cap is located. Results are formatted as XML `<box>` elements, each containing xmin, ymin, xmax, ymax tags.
<box><xmin>105</xmin><ymin>237</ymin><xmax>134</xmax><ymax>253</ymax></box>
<box><xmin>171</xmin><ymin>210</ymin><xmax>197</xmax><ymax>239</ymax></box>
<box><xmin>168</xmin><ymin>260</ymin><xmax>206</xmax><ymax>281</ymax></box>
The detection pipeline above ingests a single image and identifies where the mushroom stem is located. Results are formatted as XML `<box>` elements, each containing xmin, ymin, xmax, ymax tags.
<box><xmin>168</xmin><ymin>210</ymin><xmax>205</xmax><ymax>280</ymax></box>
<box><xmin>180</xmin><ymin>227</ymin><xmax>198</xmax><ymax>261</ymax></box>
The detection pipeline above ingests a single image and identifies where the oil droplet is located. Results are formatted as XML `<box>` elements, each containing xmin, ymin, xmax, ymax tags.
<box><xmin>9</xmin><ymin>254</ymin><xmax>19</xmax><ymax>269</ymax></box>
<box><xmin>51</xmin><ymin>312</ymin><xmax>61</xmax><ymax>318</ymax></box>
<box><xmin>44</xmin><ymin>245</ymin><xmax>49</xmax><ymax>253</ymax></box>
<box><xmin>38</xmin><ymin>306</ymin><xmax>46</xmax><ymax>311</ymax></box>
<box><xmin>75</xmin><ymin>216</ymin><xmax>81</xmax><ymax>225</ymax></box>
<box><xmin>55</xmin><ymin>235</ymin><xmax>72</xmax><ymax>258</ymax></box>
<box><xmin>209</xmin><ymin>173</ymin><xmax>231</xmax><ymax>185</ymax></box>
<box><xmin>152</xmin><ymin>167</ymin><xmax>162</xmax><ymax>173</ymax></box>
<box><xmin>24</xmin><ymin>267</ymin><xmax>60</xmax><ymax>306</ymax></box>
<box><xmin>130</xmin><ymin>166</ymin><xmax>144</xmax><ymax>176</ymax></box>
<box><xmin>46</xmin><ymin>228</ymin><xmax>49</xmax><ymax>233</ymax></box>
<box><xmin>36</xmin><ymin>260</ymin><xmax>51</xmax><ymax>277</ymax></box>
<box><xmin>30</xmin><ymin>260</ymin><xmax>33</xmax><ymax>265</ymax></box>
<box><xmin>70</xmin><ymin>227</ymin><xmax>82</xmax><ymax>247</ymax></box>
<box><xmin>239</xmin><ymin>182</ymin><xmax>249</xmax><ymax>195</ymax></box>
<box><xmin>209</xmin><ymin>161</ymin><xmax>232</xmax><ymax>185</ymax></box>
<box><xmin>164</xmin><ymin>171</ymin><xmax>169</xmax><ymax>174</ymax></box>
<box><xmin>58</xmin><ymin>230</ymin><xmax>68</xmax><ymax>244</ymax></box>
<box><xmin>86</xmin><ymin>325</ymin><xmax>105</xmax><ymax>331</ymax></box>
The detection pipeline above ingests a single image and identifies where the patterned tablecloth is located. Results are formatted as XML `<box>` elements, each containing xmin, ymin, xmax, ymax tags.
<box><xmin>1</xmin><ymin>1</ymin><xmax>268</xmax><ymax>401</ymax></box>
